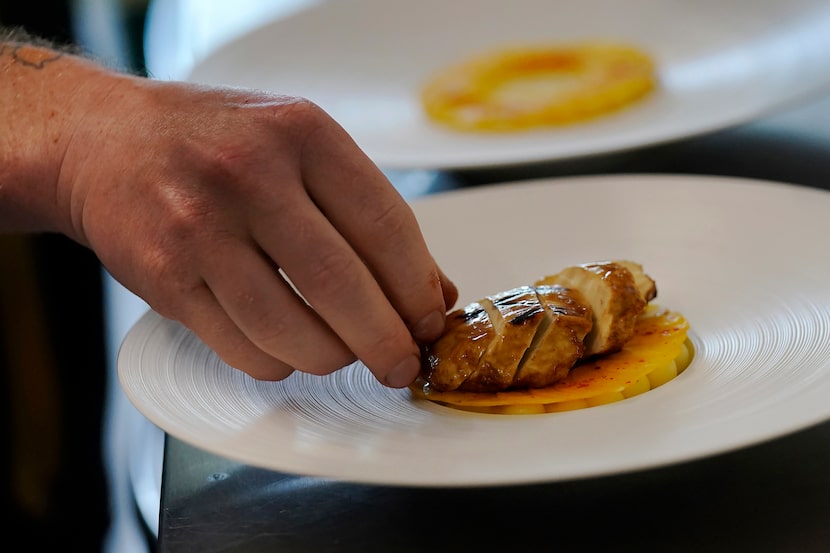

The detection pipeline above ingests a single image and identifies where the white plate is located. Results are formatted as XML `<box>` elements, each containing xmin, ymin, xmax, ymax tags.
<box><xmin>185</xmin><ymin>0</ymin><xmax>830</xmax><ymax>170</ymax></box>
<box><xmin>119</xmin><ymin>174</ymin><xmax>830</xmax><ymax>487</ymax></box>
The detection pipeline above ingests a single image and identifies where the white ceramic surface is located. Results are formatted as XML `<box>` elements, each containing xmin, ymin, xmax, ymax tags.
<box><xmin>184</xmin><ymin>0</ymin><xmax>830</xmax><ymax>170</ymax></box>
<box><xmin>119</xmin><ymin>174</ymin><xmax>830</xmax><ymax>487</ymax></box>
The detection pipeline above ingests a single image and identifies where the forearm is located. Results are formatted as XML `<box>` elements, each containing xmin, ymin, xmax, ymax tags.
<box><xmin>0</xmin><ymin>29</ymin><xmax>127</xmax><ymax>237</ymax></box>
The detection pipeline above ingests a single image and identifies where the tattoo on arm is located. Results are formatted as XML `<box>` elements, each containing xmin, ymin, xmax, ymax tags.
<box><xmin>0</xmin><ymin>26</ymin><xmax>81</xmax><ymax>70</ymax></box>
<box><xmin>0</xmin><ymin>43</ymin><xmax>63</xmax><ymax>69</ymax></box>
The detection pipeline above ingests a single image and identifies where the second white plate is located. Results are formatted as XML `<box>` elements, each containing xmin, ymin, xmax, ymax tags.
<box><xmin>186</xmin><ymin>0</ymin><xmax>830</xmax><ymax>170</ymax></box>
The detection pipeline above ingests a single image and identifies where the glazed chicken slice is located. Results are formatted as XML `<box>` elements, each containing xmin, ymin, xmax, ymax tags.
<box><xmin>613</xmin><ymin>259</ymin><xmax>657</xmax><ymax>302</ymax></box>
<box><xmin>421</xmin><ymin>301</ymin><xmax>494</xmax><ymax>392</ymax></box>
<box><xmin>463</xmin><ymin>286</ymin><xmax>547</xmax><ymax>392</ymax></box>
<box><xmin>513</xmin><ymin>285</ymin><xmax>593</xmax><ymax>388</ymax></box>
<box><xmin>535</xmin><ymin>260</ymin><xmax>651</xmax><ymax>357</ymax></box>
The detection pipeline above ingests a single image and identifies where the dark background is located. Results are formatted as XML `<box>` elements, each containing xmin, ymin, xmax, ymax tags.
<box><xmin>0</xmin><ymin>1</ymin><xmax>147</xmax><ymax>549</ymax></box>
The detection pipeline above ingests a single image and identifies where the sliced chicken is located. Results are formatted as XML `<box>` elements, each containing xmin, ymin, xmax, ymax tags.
<box><xmin>421</xmin><ymin>301</ymin><xmax>494</xmax><ymax>392</ymax></box>
<box><xmin>535</xmin><ymin>260</ymin><xmax>649</xmax><ymax>357</ymax></box>
<box><xmin>613</xmin><ymin>259</ymin><xmax>657</xmax><ymax>302</ymax></box>
<box><xmin>461</xmin><ymin>286</ymin><xmax>548</xmax><ymax>392</ymax></box>
<box><xmin>420</xmin><ymin>260</ymin><xmax>655</xmax><ymax>393</ymax></box>
<box><xmin>513</xmin><ymin>285</ymin><xmax>593</xmax><ymax>388</ymax></box>
<box><xmin>421</xmin><ymin>285</ymin><xmax>590</xmax><ymax>393</ymax></box>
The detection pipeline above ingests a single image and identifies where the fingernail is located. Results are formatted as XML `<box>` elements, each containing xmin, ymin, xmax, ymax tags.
<box><xmin>413</xmin><ymin>310</ymin><xmax>445</xmax><ymax>343</ymax></box>
<box><xmin>384</xmin><ymin>355</ymin><xmax>421</xmax><ymax>388</ymax></box>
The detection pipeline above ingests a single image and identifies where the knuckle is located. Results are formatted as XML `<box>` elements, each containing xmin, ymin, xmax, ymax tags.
<box><xmin>244</xmin><ymin>303</ymin><xmax>294</xmax><ymax>350</ymax></box>
<box><xmin>304</xmin><ymin>248</ymin><xmax>361</xmax><ymax>302</ymax></box>
<box><xmin>136</xmin><ymin>219</ymin><xmax>229</xmax><ymax>311</ymax></box>
<box><xmin>368</xmin><ymin>200</ymin><xmax>413</xmax><ymax>242</ymax></box>
<box><xmin>364</xmin><ymin>323</ymin><xmax>413</xmax><ymax>360</ymax></box>
<box><xmin>154</xmin><ymin>181</ymin><xmax>218</xmax><ymax>242</ymax></box>
<box><xmin>272</xmin><ymin>99</ymin><xmax>344</xmax><ymax>156</ymax></box>
<box><xmin>204</xmin><ymin>141</ymin><xmax>258</xmax><ymax>179</ymax></box>
<box><xmin>139</xmin><ymin>245</ymin><xmax>199</xmax><ymax>304</ymax></box>
<box><xmin>274</xmin><ymin>97</ymin><xmax>327</xmax><ymax>126</ymax></box>
<box><xmin>260</xmin><ymin>97</ymin><xmax>329</xmax><ymax>142</ymax></box>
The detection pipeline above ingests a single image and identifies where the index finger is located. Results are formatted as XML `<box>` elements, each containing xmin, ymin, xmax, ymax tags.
<box><xmin>301</xmin><ymin>118</ymin><xmax>456</xmax><ymax>343</ymax></box>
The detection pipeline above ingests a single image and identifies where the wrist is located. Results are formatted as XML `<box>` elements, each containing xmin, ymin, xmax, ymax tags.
<box><xmin>0</xmin><ymin>39</ymin><xmax>131</xmax><ymax>240</ymax></box>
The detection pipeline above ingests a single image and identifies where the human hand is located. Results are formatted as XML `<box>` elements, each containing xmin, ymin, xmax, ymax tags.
<box><xmin>59</xmin><ymin>76</ymin><xmax>458</xmax><ymax>388</ymax></box>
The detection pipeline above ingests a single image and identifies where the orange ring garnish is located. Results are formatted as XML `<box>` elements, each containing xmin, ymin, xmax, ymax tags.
<box><xmin>421</xmin><ymin>42</ymin><xmax>657</xmax><ymax>132</ymax></box>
